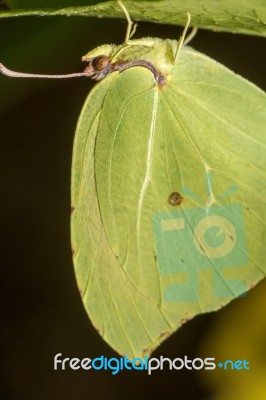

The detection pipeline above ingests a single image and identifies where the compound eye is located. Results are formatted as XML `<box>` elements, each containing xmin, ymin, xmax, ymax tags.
<box><xmin>92</xmin><ymin>55</ymin><xmax>110</xmax><ymax>72</ymax></box>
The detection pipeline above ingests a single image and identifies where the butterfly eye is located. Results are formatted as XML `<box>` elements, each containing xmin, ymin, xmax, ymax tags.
<box><xmin>92</xmin><ymin>55</ymin><xmax>110</xmax><ymax>72</ymax></box>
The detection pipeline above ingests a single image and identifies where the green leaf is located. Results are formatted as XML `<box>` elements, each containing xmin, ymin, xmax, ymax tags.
<box><xmin>71</xmin><ymin>37</ymin><xmax>266</xmax><ymax>358</ymax></box>
<box><xmin>5</xmin><ymin>0</ymin><xmax>107</xmax><ymax>10</ymax></box>
<box><xmin>1</xmin><ymin>0</ymin><xmax>266</xmax><ymax>37</ymax></box>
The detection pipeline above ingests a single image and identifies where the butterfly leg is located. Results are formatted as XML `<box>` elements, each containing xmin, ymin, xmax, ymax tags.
<box><xmin>117</xmin><ymin>0</ymin><xmax>137</xmax><ymax>43</ymax></box>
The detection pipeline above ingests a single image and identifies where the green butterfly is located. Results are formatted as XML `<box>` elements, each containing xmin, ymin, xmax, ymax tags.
<box><xmin>1</xmin><ymin>1</ymin><xmax>265</xmax><ymax>359</ymax></box>
<box><xmin>71</xmin><ymin>2</ymin><xmax>266</xmax><ymax>358</ymax></box>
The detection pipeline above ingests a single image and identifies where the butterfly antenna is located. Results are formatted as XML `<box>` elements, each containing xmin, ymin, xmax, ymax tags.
<box><xmin>0</xmin><ymin>63</ymin><xmax>87</xmax><ymax>79</ymax></box>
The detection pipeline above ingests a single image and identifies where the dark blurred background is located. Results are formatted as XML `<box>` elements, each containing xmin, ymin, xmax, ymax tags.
<box><xmin>0</xmin><ymin>2</ymin><xmax>265</xmax><ymax>399</ymax></box>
